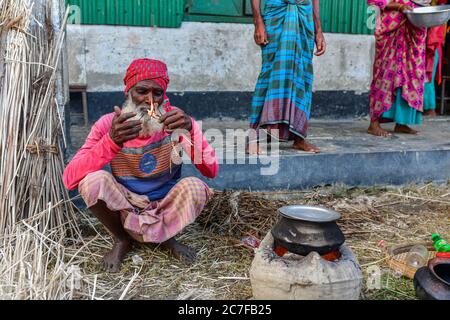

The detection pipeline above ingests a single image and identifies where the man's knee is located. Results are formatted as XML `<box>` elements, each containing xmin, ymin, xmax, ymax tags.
<box><xmin>177</xmin><ymin>177</ymin><xmax>213</xmax><ymax>200</ymax></box>
<box><xmin>78</xmin><ymin>170</ymin><xmax>114</xmax><ymax>193</ymax></box>
<box><xmin>178</xmin><ymin>177</ymin><xmax>207</xmax><ymax>189</ymax></box>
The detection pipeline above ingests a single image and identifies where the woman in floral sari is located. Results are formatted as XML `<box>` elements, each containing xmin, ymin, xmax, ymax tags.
<box><xmin>367</xmin><ymin>0</ymin><xmax>427</xmax><ymax>137</ymax></box>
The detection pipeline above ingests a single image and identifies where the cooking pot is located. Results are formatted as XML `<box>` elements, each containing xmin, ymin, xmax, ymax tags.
<box><xmin>414</xmin><ymin>257</ymin><xmax>450</xmax><ymax>300</ymax></box>
<box><xmin>271</xmin><ymin>205</ymin><xmax>345</xmax><ymax>256</ymax></box>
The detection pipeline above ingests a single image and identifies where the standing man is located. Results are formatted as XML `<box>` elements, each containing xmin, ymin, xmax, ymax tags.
<box><xmin>248</xmin><ymin>0</ymin><xmax>326</xmax><ymax>154</ymax></box>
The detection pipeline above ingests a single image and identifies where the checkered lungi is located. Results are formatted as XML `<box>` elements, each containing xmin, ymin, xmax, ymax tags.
<box><xmin>78</xmin><ymin>170</ymin><xmax>213</xmax><ymax>243</ymax></box>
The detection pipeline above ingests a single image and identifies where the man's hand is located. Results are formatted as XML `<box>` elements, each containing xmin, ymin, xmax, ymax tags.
<box><xmin>314</xmin><ymin>31</ymin><xmax>326</xmax><ymax>56</ymax></box>
<box><xmin>159</xmin><ymin>107</ymin><xmax>192</xmax><ymax>133</ymax></box>
<box><xmin>254</xmin><ymin>22</ymin><xmax>269</xmax><ymax>46</ymax></box>
<box><xmin>109</xmin><ymin>106</ymin><xmax>142</xmax><ymax>147</ymax></box>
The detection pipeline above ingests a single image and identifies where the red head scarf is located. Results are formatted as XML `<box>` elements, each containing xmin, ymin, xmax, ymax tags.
<box><xmin>123</xmin><ymin>58</ymin><xmax>170</xmax><ymax>96</ymax></box>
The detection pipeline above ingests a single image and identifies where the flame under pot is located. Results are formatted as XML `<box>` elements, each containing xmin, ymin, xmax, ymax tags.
<box><xmin>271</xmin><ymin>217</ymin><xmax>345</xmax><ymax>256</ymax></box>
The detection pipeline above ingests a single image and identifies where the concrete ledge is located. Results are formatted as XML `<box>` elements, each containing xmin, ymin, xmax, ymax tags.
<box><xmin>182</xmin><ymin>148</ymin><xmax>449</xmax><ymax>191</ymax></box>
<box><xmin>179</xmin><ymin>118</ymin><xmax>450</xmax><ymax>190</ymax></box>
<box><xmin>67</xmin><ymin>118</ymin><xmax>450</xmax><ymax>207</ymax></box>
<box><xmin>68</xmin><ymin>147</ymin><xmax>450</xmax><ymax>209</ymax></box>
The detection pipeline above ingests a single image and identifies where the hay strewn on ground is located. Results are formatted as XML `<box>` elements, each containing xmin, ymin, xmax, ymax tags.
<box><xmin>67</xmin><ymin>183</ymin><xmax>449</xmax><ymax>300</ymax></box>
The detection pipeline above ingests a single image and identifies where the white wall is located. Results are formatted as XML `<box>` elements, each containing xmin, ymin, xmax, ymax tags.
<box><xmin>67</xmin><ymin>22</ymin><xmax>375</xmax><ymax>93</ymax></box>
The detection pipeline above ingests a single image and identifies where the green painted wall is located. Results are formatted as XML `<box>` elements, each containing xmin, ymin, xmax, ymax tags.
<box><xmin>185</xmin><ymin>0</ymin><xmax>372</xmax><ymax>34</ymax></box>
<box><xmin>320</xmin><ymin>0</ymin><xmax>372</xmax><ymax>35</ymax></box>
<box><xmin>66</xmin><ymin>0</ymin><xmax>373</xmax><ymax>35</ymax></box>
<box><xmin>66</xmin><ymin>0</ymin><xmax>186</xmax><ymax>28</ymax></box>
<box><xmin>188</xmin><ymin>0</ymin><xmax>244</xmax><ymax>16</ymax></box>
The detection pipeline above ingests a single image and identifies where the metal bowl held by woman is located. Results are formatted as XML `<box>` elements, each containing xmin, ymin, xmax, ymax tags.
<box><xmin>405</xmin><ymin>5</ymin><xmax>450</xmax><ymax>28</ymax></box>
<box><xmin>271</xmin><ymin>205</ymin><xmax>345</xmax><ymax>256</ymax></box>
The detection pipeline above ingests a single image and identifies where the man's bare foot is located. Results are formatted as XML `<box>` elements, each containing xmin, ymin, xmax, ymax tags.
<box><xmin>246</xmin><ymin>142</ymin><xmax>263</xmax><ymax>155</ymax></box>
<box><xmin>367</xmin><ymin>121</ymin><xmax>391</xmax><ymax>137</ymax></box>
<box><xmin>292</xmin><ymin>139</ymin><xmax>320</xmax><ymax>153</ymax></box>
<box><xmin>103</xmin><ymin>238</ymin><xmax>132</xmax><ymax>273</ymax></box>
<box><xmin>394</xmin><ymin>124</ymin><xmax>418</xmax><ymax>135</ymax></box>
<box><xmin>161</xmin><ymin>237</ymin><xmax>197</xmax><ymax>264</ymax></box>
<box><xmin>423</xmin><ymin>110</ymin><xmax>437</xmax><ymax>117</ymax></box>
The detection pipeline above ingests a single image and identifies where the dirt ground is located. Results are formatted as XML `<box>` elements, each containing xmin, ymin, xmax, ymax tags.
<box><xmin>73</xmin><ymin>183</ymin><xmax>450</xmax><ymax>300</ymax></box>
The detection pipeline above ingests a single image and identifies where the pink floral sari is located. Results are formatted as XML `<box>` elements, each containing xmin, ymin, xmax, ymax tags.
<box><xmin>368</xmin><ymin>0</ymin><xmax>427</xmax><ymax>120</ymax></box>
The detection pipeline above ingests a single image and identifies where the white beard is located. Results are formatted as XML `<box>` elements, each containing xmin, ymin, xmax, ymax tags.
<box><xmin>121</xmin><ymin>97</ymin><xmax>164</xmax><ymax>138</ymax></box>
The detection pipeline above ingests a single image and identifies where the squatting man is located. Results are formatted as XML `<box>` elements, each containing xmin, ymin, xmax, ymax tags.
<box><xmin>63</xmin><ymin>59</ymin><xmax>219</xmax><ymax>272</ymax></box>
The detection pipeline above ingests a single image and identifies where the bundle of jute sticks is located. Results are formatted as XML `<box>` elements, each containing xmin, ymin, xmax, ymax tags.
<box><xmin>0</xmin><ymin>0</ymin><xmax>77</xmax><ymax>235</ymax></box>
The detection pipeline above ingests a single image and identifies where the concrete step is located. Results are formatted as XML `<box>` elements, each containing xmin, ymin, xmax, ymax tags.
<box><xmin>68</xmin><ymin>117</ymin><xmax>450</xmax><ymax>192</ymax></box>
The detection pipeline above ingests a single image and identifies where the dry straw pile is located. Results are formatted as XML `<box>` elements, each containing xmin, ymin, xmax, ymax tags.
<box><xmin>0</xmin><ymin>0</ymin><xmax>73</xmax><ymax>232</ymax></box>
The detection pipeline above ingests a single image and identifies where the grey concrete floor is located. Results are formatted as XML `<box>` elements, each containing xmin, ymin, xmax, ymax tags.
<box><xmin>67</xmin><ymin>116</ymin><xmax>450</xmax><ymax>191</ymax></box>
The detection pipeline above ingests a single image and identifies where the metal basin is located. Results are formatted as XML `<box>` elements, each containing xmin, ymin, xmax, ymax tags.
<box><xmin>277</xmin><ymin>205</ymin><xmax>341</xmax><ymax>222</ymax></box>
<box><xmin>405</xmin><ymin>5</ymin><xmax>450</xmax><ymax>28</ymax></box>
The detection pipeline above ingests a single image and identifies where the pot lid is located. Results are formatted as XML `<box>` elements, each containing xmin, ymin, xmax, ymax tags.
<box><xmin>278</xmin><ymin>205</ymin><xmax>341</xmax><ymax>222</ymax></box>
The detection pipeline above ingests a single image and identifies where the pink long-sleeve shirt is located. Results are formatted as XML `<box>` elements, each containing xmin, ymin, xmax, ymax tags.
<box><xmin>63</xmin><ymin>112</ymin><xmax>219</xmax><ymax>200</ymax></box>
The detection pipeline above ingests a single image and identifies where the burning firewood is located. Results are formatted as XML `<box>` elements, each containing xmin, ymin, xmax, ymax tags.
<box><xmin>147</xmin><ymin>102</ymin><xmax>161</xmax><ymax>120</ymax></box>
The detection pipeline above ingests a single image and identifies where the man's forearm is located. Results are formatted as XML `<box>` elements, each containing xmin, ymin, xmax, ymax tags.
<box><xmin>63</xmin><ymin>134</ymin><xmax>121</xmax><ymax>190</ymax></box>
<box><xmin>312</xmin><ymin>0</ymin><xmax>322</xmax><ymax>33</ymax></box>
<box><xmin>62</xmin><ymin>119</ymin><xmax>122</xmax><ymax>190</ymax></box>
<box><xmin>251</xmin><ymin>0</ymin><xmax>263</xmax><ymax>25</ymax></box>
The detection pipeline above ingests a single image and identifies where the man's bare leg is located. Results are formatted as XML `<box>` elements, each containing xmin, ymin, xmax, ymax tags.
<box><xmin>367</xmin><ymin>120</ymin><xmax>391</xmax><ymax>137</ymax></box>
<box><xmin>292</xmin><ymin>136</ymin><xmax>320</xmax><ymax>153</ymax></box>
<box><xmin>394</xmin><ymin>124</ymin><xmax>419</xmax><ymax>135</ymax></box>
<box><xmin>89</xmin><ymin>200</ymin><xmax>132</xmax><ymax>272</ymax></box>
<box><xmin>160</xmin><ymin>237</ymin><xmax>197</xmax><ymax>264</ymax></box>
